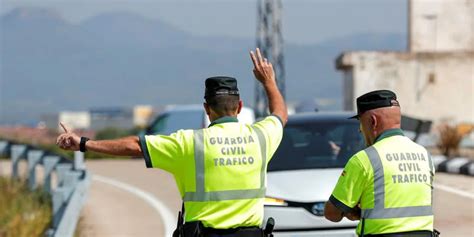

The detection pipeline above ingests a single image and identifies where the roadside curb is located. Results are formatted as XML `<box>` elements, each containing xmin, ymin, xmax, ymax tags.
<box><xmin>432</xmin><ymin>155</ymin><xmax>474</xmax><ymax>176</ymax></box>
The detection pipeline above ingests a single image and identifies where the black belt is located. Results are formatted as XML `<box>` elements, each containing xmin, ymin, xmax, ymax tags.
<box><xmin>182</xmin><ymin>222</ymin><xmax>263</xmax><ymax>237</ymax></box>
<box><xmin>202</xmin><ymin>226</ymin><xmax>263</xmax><ymax>237</ymax></box>
<box><xmin>364</xmin><ymin>230</ymin><xmax>433</xmax><ymax>237</ymax></box>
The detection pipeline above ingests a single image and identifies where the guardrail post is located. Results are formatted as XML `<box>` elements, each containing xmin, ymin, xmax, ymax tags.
<box><xmin>74</xmin><ymin>151</ymin><xmax>86</xmax><ymax>170</ymax></box>
<box><xmin>27</xmin><ymin>150</ymin><xmax>44</xmax><ymax>190</ymax></box>
<box><xmin>0</xmin><ymin>141</ymin><xmax>9</xmax><ymax>176</ymax></box>
<box><xmin>54</xmin><ymin>171</ymin><xmax>91</xmax><ymax>237</ymax></box>
<box><xmin>52</xmin><ymin>187</ymin><xmax>68</xmax><ymax>229</ymax></box>
<box><xmin>52</xmin><ymin>170</ymin><xmax>82</xmax><ymax>233</ymax></box>
<box><xmin>43</xmin><ymin>156</ymin><xmax>60</xmax><ymax>194</ymax></box>
<box><xmin>63</xmin><ymin>171</ymin><xmax>82</xmax><ymax>191</ymax></box>
<box><xmin>11</xmin><ymin>145</ymin><xmax>27</xmax><ymax>179</ymax></box>
<box><xmin>0</xmin><ymin>140</ymin><xmax>9</xmax><ymax>156</ymax></box>
<box><xmin>56</xmin><ymin>163</ymin><xmax>73</xmax><ymax>186</ymax></box>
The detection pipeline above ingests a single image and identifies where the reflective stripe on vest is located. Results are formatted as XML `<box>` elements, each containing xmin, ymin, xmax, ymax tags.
<box><xmin>361</xmin><ymin>146</ymin><xmax>434</xmax><ymax>219</ymax></box>
<box><xmin>183</xmin><ymin>127</ymin><xmax>267</xmax><ymax>202</ymax></box>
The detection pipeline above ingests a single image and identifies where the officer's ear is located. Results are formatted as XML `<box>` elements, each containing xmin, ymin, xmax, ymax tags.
<box><xmin>370</xmin><ymin>114</ymin><xmax>378</xmax><ymax>130</ymax></box>
<box><xmin>203</xmin><ymin>103</ymin><xmax>211</xmax><ymax>116</ymax></box>
<box><xmin>237</xmin><ymin>100</ymin><xmax>243</xmax><ymax>114</ymax></box>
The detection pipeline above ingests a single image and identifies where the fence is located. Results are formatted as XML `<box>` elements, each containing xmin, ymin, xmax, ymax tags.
<box><xmin>0</xmin><ymin>139</ymin><xmax>91</xmax><ymax>237</ymax></box>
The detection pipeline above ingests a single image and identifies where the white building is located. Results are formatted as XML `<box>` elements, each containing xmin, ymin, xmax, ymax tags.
<box><xmin>43</xmin><ymin>105</ymin><xmax>155</xmax><ymax>131</ymax></box>
<box><xmin>58</xmin><ymin>111</ymin><xmax>91</xmax><ymax>131</ymax></box>
<box><xmin>336</xmin><ymin>0</ymin><xmax>474</xmax><ymax>125</ymax></box>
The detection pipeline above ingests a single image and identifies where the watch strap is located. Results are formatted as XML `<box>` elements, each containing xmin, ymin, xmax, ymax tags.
<box><xmin>80</xmin><ymin>137</ymin><xmax>90</xmax><ymax>152</ymax></box>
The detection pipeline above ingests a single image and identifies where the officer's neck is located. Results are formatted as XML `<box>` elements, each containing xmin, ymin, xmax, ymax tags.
<box><xmin>372</xmin><ymin>124</ymin><xmax>402</xmax><ymax>144</ymax></box>
<box><xmin>208</xmin><ymin>109</ymin><xmax>238</xmax><ymax>122</ymax></box>
<box><xmin>209</xmin><ymin>114</ymin><xmax>238</xmax><ymax>123</ymax></box>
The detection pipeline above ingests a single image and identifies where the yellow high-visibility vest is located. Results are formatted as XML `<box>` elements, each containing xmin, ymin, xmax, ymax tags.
<box><xmin>140</xmin><ymin>116</ymin><xmax>283</xmax><ymax>229</ymax></box>
<box><xmin>330</xmin><ymin>129</ymin><xmax>434</xmax><ymax>235</ymax></box>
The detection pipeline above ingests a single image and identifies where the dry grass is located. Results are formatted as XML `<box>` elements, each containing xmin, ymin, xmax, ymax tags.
<box><xmin>0</xmin><ymin>177</ymin><xmax>51</xmax><ymax>237</ymax></box>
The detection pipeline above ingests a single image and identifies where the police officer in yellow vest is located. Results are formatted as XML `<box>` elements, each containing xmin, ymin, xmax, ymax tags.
<box><xmin>56</xmin><ymin>48</ymin><xmax>288</xmax><ymax>237</ymax></box>
<box><xmin>324</xmin><ymin>90</ymin><xmax>437</xmax><ymax>237</ymax></box>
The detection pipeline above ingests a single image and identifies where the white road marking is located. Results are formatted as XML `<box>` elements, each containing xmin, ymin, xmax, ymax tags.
<box><xmin>434</xmin><ymin>183</ymin><xmax>474</xmax><ymax>200</ymax></box>
<box><xmin>93</xmin><ymin>175</ymin><xmax>176</xmax><ymax>237</ymax></box>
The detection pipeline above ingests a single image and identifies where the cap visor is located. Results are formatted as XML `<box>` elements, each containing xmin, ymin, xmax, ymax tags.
<box><xmin>348</xmin><ymin>114</ymin><xmax>359</xmax><ymax>119</ymax></box>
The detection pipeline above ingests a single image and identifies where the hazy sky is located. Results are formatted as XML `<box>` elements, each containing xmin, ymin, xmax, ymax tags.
<box><xmin>1</xmin><ymin>0</ymin><xmax>407</xmax><ymax>44</ymax></box>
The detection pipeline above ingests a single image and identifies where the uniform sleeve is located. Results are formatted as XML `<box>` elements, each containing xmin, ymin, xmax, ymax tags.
<box><xmin>139</xmin><ymin>130</ymin><xmax>190</xmax><ymax>174</ymax></box>
<box><xmin>329</xmin><ymin>154</ymin><xmax>368</xmax><ymax>213</ymax></box>
<box><xmin>252</xmin><ymin>115</ymin><xmax>284</xmax><ymax>162</ymax></box>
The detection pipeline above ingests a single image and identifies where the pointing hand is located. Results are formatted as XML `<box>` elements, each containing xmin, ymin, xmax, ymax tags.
<box><xmin>56</xmin><ymin>122</ymin><xmax>81</xmax><ymax>151</ymax></box>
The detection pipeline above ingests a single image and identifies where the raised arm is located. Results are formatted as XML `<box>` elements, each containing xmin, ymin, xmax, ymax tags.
<box><xmin>56</xmin><ymin>123</ymin><xmax>142</xmax><ymax>157</ymax></box>
<box><xmin>250</xmin><ymin>48</ymin><xmax>288</xmax><ymax>126</ymax></box>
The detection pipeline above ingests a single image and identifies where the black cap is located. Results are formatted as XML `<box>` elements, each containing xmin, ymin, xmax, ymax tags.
<box><xmin>204</xmin><ymin>76</ymin><xmax>239</xmax><ymax>99</ymax></box>
<box><xmin>350</xmin><ymin>90</ymin><xmax>400</xmax><ymax>119</ymax></box>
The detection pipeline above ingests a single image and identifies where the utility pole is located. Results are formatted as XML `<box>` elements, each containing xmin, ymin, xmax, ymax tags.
<box><xmin>255</xmin><ymin>0</ymin><xmax>286</xmax><ymax>118</ymax></box>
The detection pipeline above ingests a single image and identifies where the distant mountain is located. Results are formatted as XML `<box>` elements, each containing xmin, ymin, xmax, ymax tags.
<box><xmin>0</xmin><ymin>7</ymin><xmax>405</xmax><ymax>124</ymax></box>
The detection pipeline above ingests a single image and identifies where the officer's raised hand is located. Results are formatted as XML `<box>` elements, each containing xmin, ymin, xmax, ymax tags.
<box><xmin>250</xmin><ymin>48</ymin><xmax>275</xmax><ymax>85</ymax></box>
<box><xmin>249</xmin><ymin>47</ymin><xmax>288</xmax><ymax>126</ymax></box>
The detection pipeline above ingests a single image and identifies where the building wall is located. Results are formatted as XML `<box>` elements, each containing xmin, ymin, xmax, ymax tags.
<box><xmin>339</xmin><ymin>51</ymin><xmax>474</xmax><ymax>124</ymax></box>
<box><xmin>409</xmin><ymin>0</ymin><xmax>474</xmax><ymax>52</ymax></box>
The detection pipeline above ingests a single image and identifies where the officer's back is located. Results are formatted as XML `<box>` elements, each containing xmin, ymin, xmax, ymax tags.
<box><xmin>324</xmin><ymin>90</ymin><xmax>437</xmax><ymax>237</ymax></box>
<box><xmin>149</xmin><ymin>111</ymin><xmax>283</xmax><ymax>229</ymax></box>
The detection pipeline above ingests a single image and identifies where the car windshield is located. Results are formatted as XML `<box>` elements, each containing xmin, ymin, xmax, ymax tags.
<box><xmin>147</xmin><ymin>110</ymin><xmax>204</xmax><ymax>135</ymax></box>
<box><xmin>268</xmin><ymin>120</ymin><xmax>364</xmax><ymax>171</ymax></box>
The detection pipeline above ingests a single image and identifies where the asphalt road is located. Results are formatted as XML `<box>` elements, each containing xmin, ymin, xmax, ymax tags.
<box><xmin>432</xmin><ymin>173</ymin><xmax>474</xmax><ymax>237</ymax></box>
<box><xmin>1</xmin><ymin>159</ymin><xmax>473</xmax><ymax>236</ymax></box>
<box><xmin>78</xmin><ymin>160</ymin><xmax>181</xmax><ymax>237</ymax></box>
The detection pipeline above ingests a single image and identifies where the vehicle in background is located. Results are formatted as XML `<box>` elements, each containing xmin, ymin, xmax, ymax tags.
<box><xmin>264</xmin><ymin>112</ymin><xmax>364</xmax><ymax>237</ymax></box>
<box><xmin>143</xmin><ymin>104</ymin><xmax>255</xmax><ymax>135</ymax></box>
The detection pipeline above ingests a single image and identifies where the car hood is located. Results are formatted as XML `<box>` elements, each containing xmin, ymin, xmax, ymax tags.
<box><xmin>266</xmin><ymin>168</ymin><xmax>343</xmax><ymax>202</ymax></box>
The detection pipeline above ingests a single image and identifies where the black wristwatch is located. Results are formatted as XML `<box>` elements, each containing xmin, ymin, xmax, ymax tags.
<box><xmin>80</xmin><ymin>137</ymin><xmax>90</xmax><ymax>152</ymax></box>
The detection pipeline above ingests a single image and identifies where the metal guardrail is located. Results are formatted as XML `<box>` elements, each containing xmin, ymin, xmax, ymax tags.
<box><xmin>0</xmin><ymin>139</ymin><xmax>91</xmax><ymax>237</ymax></box>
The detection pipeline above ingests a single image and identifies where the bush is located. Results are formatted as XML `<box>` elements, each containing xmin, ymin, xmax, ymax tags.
<box><xmin>0</xmin><ymin>177</ymin><xmax>51</xmax><ymax>237</ymax></box>
<box><xmin>436</xmin><ymin>124</ymin><xmax>464</xmax><ymax>158</ymax></box>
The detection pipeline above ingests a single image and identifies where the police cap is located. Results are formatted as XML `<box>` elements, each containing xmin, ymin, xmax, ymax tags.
<box><xmin>350</xmin><ymin>90</ymin><xmax>400</xmax><ymax>119</ymax></box>
<box><xmin>204</xmin><ymin>76</ymin><xmax>240</xmax><ymax>99</ymax></box>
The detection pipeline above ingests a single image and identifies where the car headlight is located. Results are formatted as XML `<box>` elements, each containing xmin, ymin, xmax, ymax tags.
<box><xmin>264</xmin><ymin>197</ymin><xmax>288</xmax><ymax>206</ymax></box>
<box><xmin>310</xmin><ymin>202</ymin><xmax>325</xmax><ymax>216</ymax></box>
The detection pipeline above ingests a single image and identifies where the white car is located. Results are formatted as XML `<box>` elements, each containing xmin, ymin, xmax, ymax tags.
<box><xmin>264</xmin><ymin>112</ymin><xmax>365</xmax><ymax>237</ymax></box>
